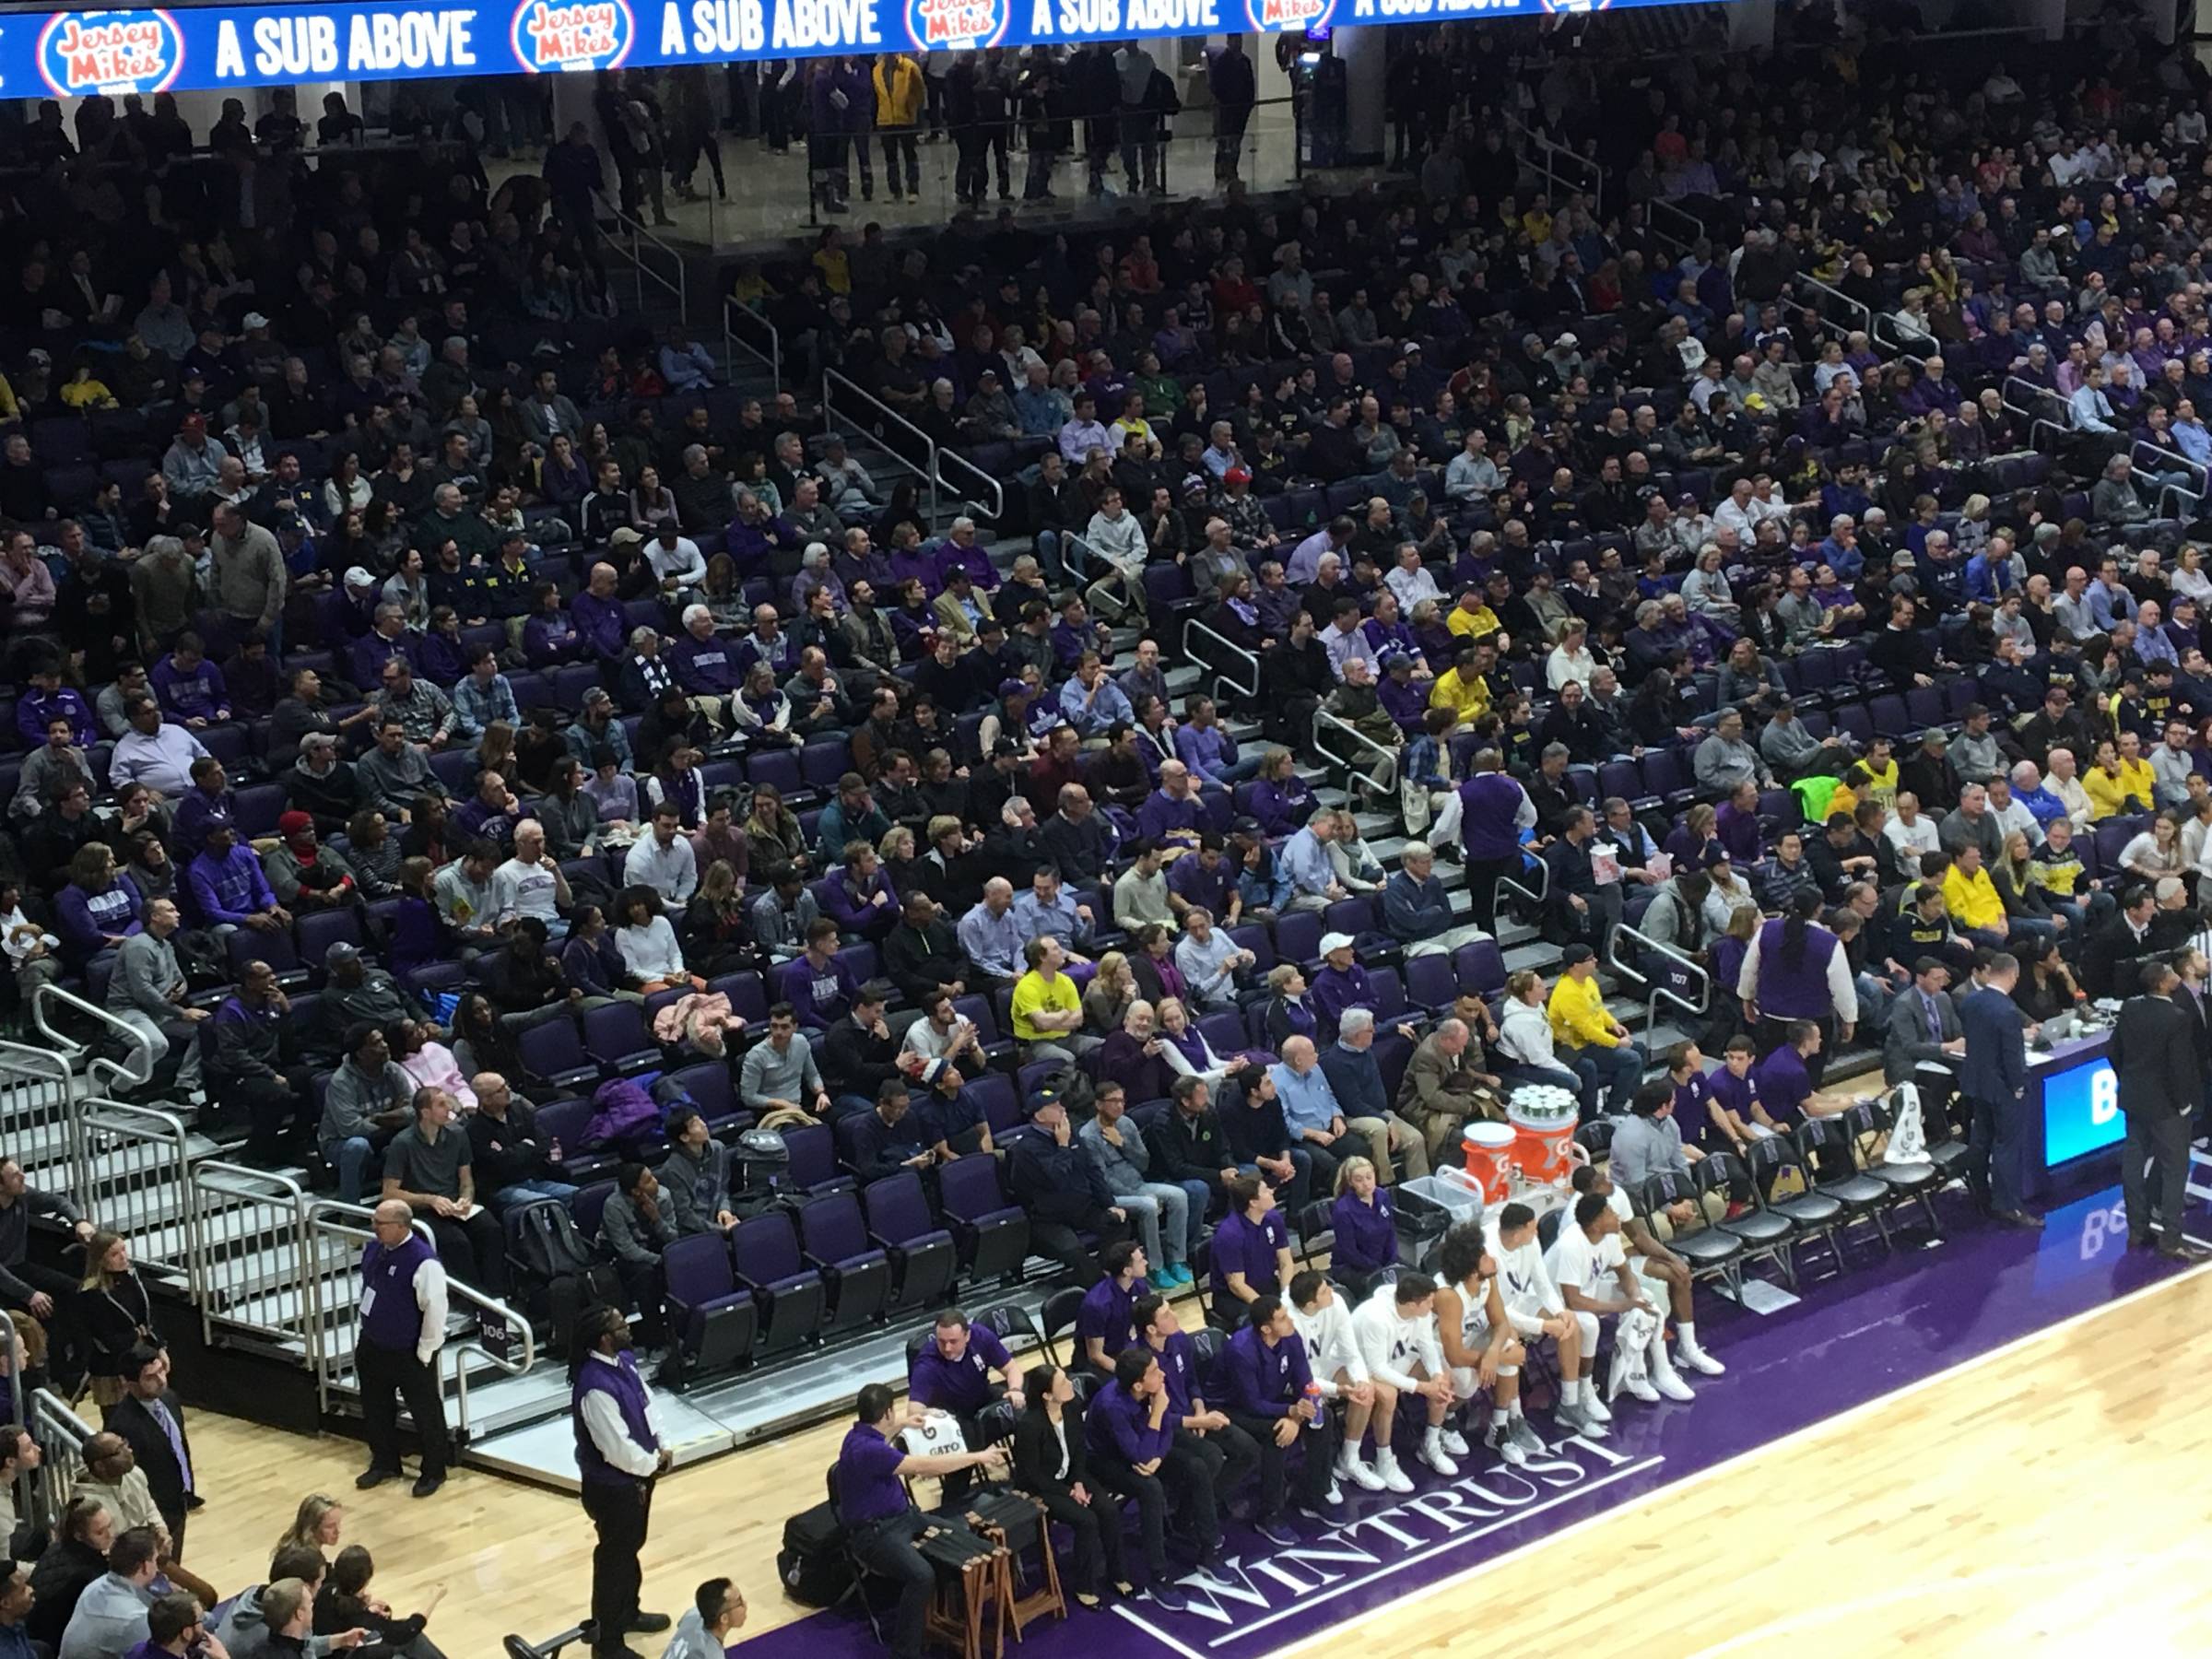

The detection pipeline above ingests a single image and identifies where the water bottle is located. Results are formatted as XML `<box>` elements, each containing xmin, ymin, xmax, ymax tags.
<box><xmin>549</xmin><ymin>1137</ymin><xmax>563</xmax><ymax>1163</ymax></box>
<box><xmin>1302</xmin><ymin>1379</ymin><xmax>1324</xmax><ymax>1433</ymax></box>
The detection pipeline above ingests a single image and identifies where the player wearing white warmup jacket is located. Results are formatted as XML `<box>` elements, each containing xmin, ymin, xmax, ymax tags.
<box><xmin>1288</xmin><ymin>1270</ymin><xmax>1395</xmax><ymax>1493</ymax></box>
<box><xmin>1432</xmin><ymin>1219</ymin><xmax>1540</xmax><ymax>1466</ymax></box>
<box><xmin>1486</xmin><ymin>1200</ymin><xmax>1607</xmax><ymax>1440</ymax></box>
<box><xmin>1351</xmin><ymin>1275</ymin><xmax>1466</xmax><ymax>1479</ymax></box>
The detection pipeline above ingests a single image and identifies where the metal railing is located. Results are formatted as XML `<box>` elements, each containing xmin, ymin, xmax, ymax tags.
<box><xmin>1495</xmin><ymin>850</ymin><xmax>1548</xmax><ymax>928</ymax></box>
<box><xmin>1797</xmin><ymin>275</ymin><xmax>1873</xmax><ymax>341</ymax></box>
<box><xmin>1504</xmin><ymin>113</ymin><xmax>1599</xmax><ymax>207</ymax></box>
<box><xmin>722</xmin><ymin>295</ymin><xmax>782</xmax><ymax>389</ymax></box>
<box><xmin>188</xmin><ymin>1162</ymin><xmax>312</xmax><ymax>1355</ymax></box>
<box><xmin>824</xmin><ymin>369</ymin><xmax>942</xmax><ymax>526</ymax></box>
<box><xmin>1649</xmin><ymin>198</ymin><xmax>1704</xmax><ymax>255</ymax></box>
<box><xmin>820</xmin><ymin>369</ymin><xmax>1004</xmax><ymax>529</ymax></box>
<box><xmin>1607</xmin><ymin>924</ymin><xmax>1712</xmax><ymax>1040</ymax></box>
<box><xmin>0</xmin><ymin>1039</ymin><xmax>86</xmax><ymax>1202</ymax></box>
<box><xmin>75</xmin><ymin>1100</ymin><xmax>196</xmax><ymax>1281</ymax></box>
<box><xmin>30</xmin><ymin>982</ymin><xmax>138</xmax><ymax>1100</ymax></box>
<box><xmin>1314</xmin><ymin>709</ymin><xmax>1397</xmax><ymax>806</ymax></box>
<box><xmin>2005</xmin><ymin>375</ymin><xmax>2070</xmax><ymax>429</ymax></box>
<box><xmin>1872</xmin><ymin>310</ymin><xmax>1935</xmax><ymax>363</ymax></box>
<box><xmin>1183</xmin><ymin>618</ymin><xmax>1260</xmax><ymax>704</ymax></box>
<box><xmin>26</xmin><ymin>1386</ymin><xmax>94</xmax><ymax>1536</ymax></box>
<box><xmin>598</xmin><ymin>194</ymin><xmax>689</xmax><ymax>321</ymax></box>
<box><xmin>303</xmin><ymin>1202</ymin><xmax>534</xmax><ymax>1445</ymax></box>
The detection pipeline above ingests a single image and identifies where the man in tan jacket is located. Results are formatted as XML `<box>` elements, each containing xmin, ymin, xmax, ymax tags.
<box><xmin>1395</xmin><ymin>1018</ymin><xmax>1503</xmax><ymax>1161</ymax></box>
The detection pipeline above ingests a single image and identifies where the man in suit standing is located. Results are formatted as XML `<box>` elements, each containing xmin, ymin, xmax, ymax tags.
<box><xmin>1959</xmin><ymin>951</ymin><xmax>2040</xmax><ymax>1229</ymax></box>
<box><xmin>101</xmin><ymin>1347</ymin><xmax>198</xmax><ymax>1556</ymax></box>
<box><xmin>2171</xmin><ymin>946</ymin><xmax>2212</xmax><ymax>1138</ymax></box>
<box><xmin>1882</xmin><ymin>958</ymin><xmax>1965</xmax><ymax>1088</ymax></box>
<box><xmin>2108</xmin><ymin>960</ymin><xmax>2212</xmax><ymax>1261</ymax></box>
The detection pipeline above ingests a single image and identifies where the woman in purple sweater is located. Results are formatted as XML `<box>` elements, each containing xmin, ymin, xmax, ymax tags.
<box><xmin>54</xmin><ymin>844</ymin><xmax>142</xmax><ymax>971</ymax></box>
<box><xmin>1329</xmin><ymin>1155</ymin><xmax>1399</xmax><ymax>1277</ymax></box>
<box><xmin>1249</xmin><ymin>748</ymin><xmax>1315</xmax><ymax>837</ymax></box>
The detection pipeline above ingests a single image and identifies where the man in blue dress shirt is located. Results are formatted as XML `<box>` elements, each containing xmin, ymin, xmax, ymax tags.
<box><xmin>1210</xmin><ymin>1295</ymin><xmax>1339</xmax><ymax>1534</ymax></box>
<box><xmin>836</xmin><ymin>1382</ymin><xmax>1006</xmax><ymax>1659</ymax></box>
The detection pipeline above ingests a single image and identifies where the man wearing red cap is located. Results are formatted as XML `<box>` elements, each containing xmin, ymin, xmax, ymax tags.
<box><xmin>1215</xmin><ymin>466</ymin><xmax>1279</xmax><ymax>555</ymax></box>
<box><xmin>264</xmin><ymin>812</ymin><xmax>358</xmax><ymax>912</ymax></box>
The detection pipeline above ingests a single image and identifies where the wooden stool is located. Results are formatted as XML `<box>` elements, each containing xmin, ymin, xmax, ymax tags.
<box><xmin>966</xmin><ymin>1491</ymin><xmax>1066</xmax><ymax>1638</ymax></box>
<box><xmin>920</xmin><ymin>1526</ymin><xmax>1011</xmax><ymax>1659</ymax></box>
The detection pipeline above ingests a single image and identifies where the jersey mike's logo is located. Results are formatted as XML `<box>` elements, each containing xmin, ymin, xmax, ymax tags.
<box><xmin>512</xmin><ymin>0</ymin><xmax>634</xmax><ymax>73</ymax></box>
<box><xmin>906</xmin><ymin>0</ymin><xmax>1007</xmax><ymax>53</ymax></box>
<box><xmin>37</xmin><ymin>9</ymin><xmax>182</xmax><ymax>97</ymax></box>
<box><xmin>1245</xmin><ymin>0</ymin><xmax>1331</xmax><ymax>30</ymax></box>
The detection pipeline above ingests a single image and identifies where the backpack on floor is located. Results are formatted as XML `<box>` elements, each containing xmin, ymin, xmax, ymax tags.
<box><xmin>778</xmin><ymin>1502</ymin><xmax>853</xmax><ymax>1607</ymax></box>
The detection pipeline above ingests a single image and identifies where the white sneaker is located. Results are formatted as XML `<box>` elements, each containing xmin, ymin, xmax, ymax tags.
<box><xmin>1652</xmin><ymin>1359</ymin><xmax>1696</xmax><ymax>1403</ymax></box>
<box><xmin>1621</xmin><ymin>1371</ymin><xmax>1661</xmax><ymax>1404</ymax></box>
<box><xmin>1418</xmin><ymin>1433</ymin><xmax>1459</xmax><ymax>1477</ymax></box>
<box><xmin>1335</xmin><ymin>1448</ymin><xmax>1385</xmax><ymax>1491</ymax></box>
<box><xmin>1439</xmin><ymin>1426</ymin><xmax>1470</xmax><ymax>1457</ymax></box>
<box><xmin>1371</xmin><ymin>1448</ymin><xmax>1415</xmax><ymax>1494</ymax></box>
<box><xmin>1488</xmin><ymin>1424</ymin><xmax>1529</xmax><ymax>1467</ymax></box>
<box><xmin>1582</xmin><ymin>1390</ymin><xmax>1613</xmax><ymax>1423</ymax></box>
<box><xmin>1678</xmin><ymin>1343</ymin><xmax>1726</xmax><ymax>1376</ymax></box>
<box><xmin>1324</xmin><ymin>1480</ymin><xmax>1344</xmax><ymax>1506</ymax></box>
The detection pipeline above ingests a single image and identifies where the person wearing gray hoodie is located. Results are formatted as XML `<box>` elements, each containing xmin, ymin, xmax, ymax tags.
<box><xmin>660</xmin><ymin>1576</ymin><xmax>744</xmax><ymax>1659</ymax></box>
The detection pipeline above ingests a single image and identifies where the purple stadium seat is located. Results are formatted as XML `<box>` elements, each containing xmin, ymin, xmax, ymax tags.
<box><xmin>1196</xmin><ymin>1010</ymin><xmax>1248</xmax><ymax>1057</ymax></box>
<box><xmin>799</xmin><ymin>739</ymin><xmax>851</xmax><ymax>795</ymax></box>
<box><xmin>1453</xmin><ymin>939</ymin><xmax>1507</xmax><ymax>998</ymax></box>
<box><xmin>668</xmin><ymin>1062</ymin><xmax>747</xmax><ymax>1135</ymax></box>
<box><xmin>571</xmin><ymin>1180</ymin><xmax>616</xmax><ymax>1241</ymax></box>
<box><xmin>776</xmin><ymin>1122</ymin><xmax>854</xmax><ymax>1195</ymax></box>
<box><xmin>1227</xmin><ymin>924</ymin><xmax>1275</xmax><ymax>980</ymax></box>
<box><xmin>582</xmin><ymin>1001</ymin><xmax>662</xmax><ymax>1074</ymax></box>
<box><xmin>231</xmin><ymin>782</ymin><xmax>286</xmax><ymax>836</ymax></box>
<box><xmin>516</xmin><ymin>1018</ymin><xmax>601</xmax><ymax>1093</ymax></box>
<box><xmin>294</xmin><ymin>910</ymin><xmax>365</xmax><ymax>973</ymax></box>
<box><xmin>707</xmin><ymin>971</ymin><xmax>768</xmax><ymax>1024</ymax></box>
<box><xmin>1273</xmin><ymin>909</ymin><xmax>1323</xmax><ymax>968</ymax></box>
<box><xmin>968</xmin><ymin>1072</ymin><xmax>1019</xmax><ymax>1134</ymax></box>
<box><xmin>663</xmin><ymin>1234</ymin><xmax>758</xmax><ymax>1372</ymax></box>
<box><xmin>535</xmin><ymin>1099</ymin><xmax>615</xmax><ymax>1183</ymax></box>
<box><xmin>1904</xmin><ymin>686</ymin><xmax>1945</xmax><ymax>730</ymax></box>
<box><xmin>1404</xmin><ymin>953</ymin><xmax>1458</xmax><ymax>1015</ymax></box>
<box><xmin>935</xmin><ymin>1154</ymin><xmax>1031</xmax><ymax>1281</ymax></box>
<box><xmin>730</xmin><ymin>1212</ymin><xmax>827</xmax><ymax>1354</ymax></box>
<box><xmin>228</xmin><ymin>926</ymin><xmax>305</xmax><ymax>986</ymax></box>
<box><xmin>745</xmin><ymin>749</ymin><xmax>801</xmax><ymax>798</ymax></box>
<box><xmin>796</xmin><ymin>1192</ymin><xmax>890</xmax><ymax>1333</ymax></box>
<box><xmin>862</xmin><ymin>1172</ymin><xmax>957</xmax><ymax>1312</ymax></box>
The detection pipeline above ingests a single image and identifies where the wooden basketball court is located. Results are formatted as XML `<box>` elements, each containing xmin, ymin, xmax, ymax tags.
<box><xmin>172</xmin><ymin>1261</ymin><xmax>2212</xmax><ymax>1659</ymax></box>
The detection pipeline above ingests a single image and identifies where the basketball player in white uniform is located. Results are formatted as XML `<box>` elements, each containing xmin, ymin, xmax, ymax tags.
<box><xmin>1571</xmin><ymin>1161</ymin><xmax>1724</xmax><ymax>1399</ymax></box>
<box><xmin>1484</xmin><ymin>1200</ymin><xmax>1606</xmax><ymax>1440</ymax></box>
<box><xmin>1350</xmin><ymin>1274</ymin><xmax>1465</xmax><ymax>1478</ymax></box>
<box><xmin>1287</xmin><ymin>1269</ymin><xmax>1392</xmax><ymax>1493</ymax></box>
<box><xmin>1546</xmin><ymin>1191</ymin><xmax>1662</xmax><ymax>1412</ymax></box>
<box><xmin>1432</xmin><ymin>1220</ymin><xmax>1538</xmax><ymax>1465</ymax></box>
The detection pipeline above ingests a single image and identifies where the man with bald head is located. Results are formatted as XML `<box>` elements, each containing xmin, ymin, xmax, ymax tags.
<box><xmin>354</xmin><ymin>1196</ymin><xmax>452</xmax><ymax>1498</ymax></box>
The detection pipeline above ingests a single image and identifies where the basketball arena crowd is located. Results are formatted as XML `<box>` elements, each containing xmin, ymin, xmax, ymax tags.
<box><xmin>0</xmin><ymin>5</ymin><xmax>2201</xmax><ymax>1658</ymax></box>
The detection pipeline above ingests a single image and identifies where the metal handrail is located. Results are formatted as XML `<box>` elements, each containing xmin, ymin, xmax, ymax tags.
<box><xmin>443</xmin><ymin>1278</ymin><xmax>537</xmax><ymax>1444</ymax></box>
<box><xmin>1313</xmin><ymin>709</ymin><xmax>1396</xmax><ymax>805</ymax></box>
<box><xmin>597</xmin><ymin>194</ymin><xmax>688</xmax><ymax>320</ymax></box>
<box><xmin>1872</xmin><ymin>310</ymin><xmax>1933</xmax><ymax>363</ymax></box>
<box><xmin>937</xmin><ymin>447</ymin><xmax>1006</xmax><ymax>525</ymax></box>
<box><xmin>302</xmin><ymin>1200</ymin><xmax>534</xmax><ymax>1444</ymax></box>
<box><xmin>1495</xmin><ymin>847</ymin><xmax>1548</xmax><ymax>925</ymax></box>
<box><xmin>2030</xmin><ymin>418</ymin><xmax>2076</xmax><ymax>454</ymax></box>
<box><xmin>722</xmin><ymin>295</ymin><xmax>782</xmax><ymax>388</ymax></box>
<box><xmin>1649</xmin><ymin>198</ymin><xmax>1703</xmax><ymax>254</ymax></box>
<box><xmin>1608</xmin><ymin>923</ymin><xmax>1712</xmax><ymax>1039</ymax></box>
<box><xmin>27</xmin><ymin>1385</ymin><xmax>94</xmax><ymax>1535</ymax></box>
<box><xmin>1183</xmin><ymin>618</ymin><xmax>1260</xmax><ymax>702</ymax></box>
<box><xmin>77</xmin><ymin>1098</ymin><xmax>197</xmax><ymax>1280</ymax></box>
<box><xmin>2159</xmin><ymin>482</ymin><xmax>2202</xmax><ymax>521</ymax></box>
<box><xmin>824</xmin><ymin>369</ymin><xmax>941</xmax><ymax>525</ymax></box>
<box><xmin>2134</xmin><ymin>440</ymin><xmax>2206</xmax><ymax>491</ymax></box>
<box><xmin>0</xmin><ymin>1038</ymin><xmax>87</xmax><ymax>1206</ymax></box>
<box><xmin>189</xmin><ymin>1161</ymin><xmax>310</xmax><ymax>1350</ymax></box>
<box><xmin>1796</xmin><ymin>275</ymin><xmax>1873</xmax><ymax>339</ymax></box>
<box><xmin>30</xmin><ymin>982</ymin><xmax>137</xmax><ymax>1096</ymax></box>
<box><xmin>2005</xmin><ymin>375</ymin><xmax>2069</xmax><ymax>427</ymax></box>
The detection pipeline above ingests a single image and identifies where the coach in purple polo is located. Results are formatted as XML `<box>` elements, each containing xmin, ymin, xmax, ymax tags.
<box><xmin>838</xmin><ymin>1383</ymin><xmax>1006</xmax><ymax>1658</ymax></box>
<box><xmin>572</xmin><ymin>1305</ymin><xmax>674</xmax><ymax>1659</ymax></box>
<box><xmin>1457</xmin><ymin>746</ymin><xmax>1536</xmax><ymax>935</ymax></box>
<box><xmin>354</xmin><ymin>1198</ymin><xmax>450</xmax><ymax>1500</ymax></box>
<box><xmin>906</xmin><ymin>1308</ymin><xmax>1024</xmax><ymax>1501</ymax></box>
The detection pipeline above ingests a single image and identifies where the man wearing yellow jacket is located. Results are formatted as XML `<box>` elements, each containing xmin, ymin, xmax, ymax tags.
<box><xmin>874</xmin><ymin>53</ymin><xmax>924</xmax><ymax>201</ymax></box>
<box><xmin>1546</xmin><ymin>944</ymin><xmax>1647</xmax><ymax>1116</ymax></box>
<box><xmin>1941</xmin><ymin>841</ymin><xmax>2010</xmax><ymax>947</ymax></box>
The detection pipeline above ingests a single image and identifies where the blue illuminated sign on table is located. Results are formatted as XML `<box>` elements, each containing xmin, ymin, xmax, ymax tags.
<box><xmin>7</xmin><ymin>0</ymin><xmax>1716</xmax><ymax>94</ymax></box>
<box><xmin>2041</xmin><ymin>1054</ymin><xmax>2123</xmax><ymax>1169</ymax></box>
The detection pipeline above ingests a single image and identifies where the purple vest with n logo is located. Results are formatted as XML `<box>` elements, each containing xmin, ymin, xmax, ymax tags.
<box><xmin>573</xmin><ymin>1353</ymin><xmax>660</xmax><ymax>1486</ymax></box>
<box><xmin>1753</xmin><ymin>916</ymin><xmax>1839</xmax><ymax>1019</ymax></box>
<box><xmin>359</xmin><ymin>1235</ymin><xmax>435</xmax><ymax>1353</ymax></box>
